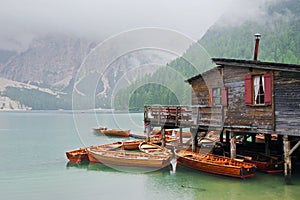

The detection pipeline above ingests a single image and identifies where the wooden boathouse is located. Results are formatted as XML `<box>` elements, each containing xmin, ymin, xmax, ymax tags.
<box><xmin>144</xmin><ymin>36</ymin><xmax>300</xmax><ymax>184</ymax></box>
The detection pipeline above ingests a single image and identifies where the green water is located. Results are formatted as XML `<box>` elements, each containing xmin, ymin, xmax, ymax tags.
<box><xmin>0</xmin><ymin>111</ymin><xmax>300</xmax><ymax>200</ymax></box>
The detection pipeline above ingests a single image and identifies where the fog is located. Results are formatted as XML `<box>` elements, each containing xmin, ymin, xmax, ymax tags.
<box><xmin>0</xmin><ymin>0</ymin><xmax>278</xmax><ymax>51</ymax></box>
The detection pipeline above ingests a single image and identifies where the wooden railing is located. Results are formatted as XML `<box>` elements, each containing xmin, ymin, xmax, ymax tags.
<box><xmin>191</xmin><ymin>105</ymin><xmax>224</xmax><ymax>127</ymax></box>
<box><xmin>144</xmin><ymin>105</ymin><xmax>224</xmax><ymax>128</ymax></box>
<box><xmin>144</xmin><ymin>105</ymin><xmax>192</xmax><ymax>127</ymax></box>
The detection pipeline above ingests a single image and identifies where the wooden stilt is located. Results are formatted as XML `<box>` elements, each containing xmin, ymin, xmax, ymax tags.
<box><xmin>161</xmin><ymin>128</ymin><xmax>166</xmax><ymax>147</ymax></box>
<box><xmin>190</xmin><ymin>128</ymin><xmax>197</xmax><ymax>152</ymax></box>
<box><xmin>283</xmin><ymin>135</ymin><xmax>292</xmax><ymax>185</ymax></box>
<box><xmin>265</xmin><ymin>134</ymin><xmax>271</xmax><ymax>156</ymax></box>
<box><xmin>242</xmin><ymin>134</ymin><xmax>247</xmax><ymax>146</ymax></box>
<box><xmin>146</xmin><ymin>125</ymin><xmax>150</xmax><ymax>142</ymax></box>
<box><xmin>179</xmin><ymin>127</ymin><xmax>183</xmax><ymax>144</ymax></box>
<box><xmin>230</xmin><ymin>132</ymin><xmax>236</xmax><ymax>159</ymax></box>
<box><xmin>220</xmin><ymin>130</ymin><xmax>224</xmax><ymax>144</ymax></box>
<box><xmin>225</xmin><ymin>130</ymin><xmax>230</xmax><ymax>152</ymax></box>
<box><xmin>251</xmin><ymin>134</ymin><xmax>256</xmax><ymax>144</ymax></box>
<box><xmin>226</xmin><ymin>130</ymin><xmax>230</xmax><ymax>144</ymax></box>
<box><xmin>278</xmin><ymin>135</ymin><xmax>283</xmax><ymax>155</ymax></box>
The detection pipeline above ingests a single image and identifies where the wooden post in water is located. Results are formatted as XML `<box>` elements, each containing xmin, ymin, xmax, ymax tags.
<box><xmin>220</xmin><ymin>130</ymin><xmax>224</xmax><ymax>144</ymax></box>
<box><xmin>242</xmin><ymin>134</ymin><xmax>247</xmax><ymax>146</ymax></box>
<box><xmin>179</xmin><ymin>127</ymin><xmax>183</xmax><ymax>144</ymax></box>
<box><xmin>283</xmin><ymin>135</ymin><xmax>292</xmax><ymax>184</ymax></box>
<box><xmin>191</xmin><ymin>127</ymin><xmax>197</xmax><ymax>152</ymax></box>
<box><xmin>161</xmin><ymin>128</ymin><xmax>166</xmax><ymax>147</ymax></box>
<box><xmin>226</xmin><ymin>130</ymin><xmax>230</xmax><ymax>143</ymax></box>
<box><xmin>278</xmin><ymin>135</ymin><xmax>283</xmax><ymax>155</ymax></box>
<box><xmin>146</xmin><ymin>125</ymin><xmax>150</xmax><ymax>142</ymax></box>
<box><xmin>251</xmin><ymin>134</ymin><xmax>256</xmax><ymax>144</ymax></box>
<box><xmin>265</xmin><ymin>134</ymin><xmax>271</xmax><ymax>156</ymax></box>
<box><xmin>230</xmin><ymin>131</ymin><xmax>236</xmax><ymax>159</ymax></box>
<box><xmin>225</xmin><ymin>130</ymin><xmax>230</xmax><ymax>152</ymax></box>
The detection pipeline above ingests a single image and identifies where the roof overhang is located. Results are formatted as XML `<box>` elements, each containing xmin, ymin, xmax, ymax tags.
<box><xmin>212</xmin><ymin>58</ymin><xmax>300</xmax><ymax>73</ymax></box>
<box><xmin>186</xmin><ymin>58</ymin><xmax>300</xmax><ymax>84</ymax></box>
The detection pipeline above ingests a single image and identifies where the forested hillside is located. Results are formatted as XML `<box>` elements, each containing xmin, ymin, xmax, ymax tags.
<box><xmin>118</xmin><ymin>0</ymin><xmax>300</xmax><ymax>111</ymax></box>
<box><xmin>201</xmin><ymin>0</ymin><xmax>299</xmax><ymax>63</ymax></box>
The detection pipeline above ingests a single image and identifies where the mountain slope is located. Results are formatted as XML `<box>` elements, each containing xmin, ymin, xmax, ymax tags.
<box><xmin>200</xmin><ymin>0</ymin><xmax>300</xmax><ymax>64</ymax></box>
<box><xmin>0</xmin><ymin>77</ymin><xmax>65</xmax><ymax>110</ymax></box>
<box><xmin>0</xmin><ymin>35</ymin><xmax>94</xmax><ymax>89</ymax></box>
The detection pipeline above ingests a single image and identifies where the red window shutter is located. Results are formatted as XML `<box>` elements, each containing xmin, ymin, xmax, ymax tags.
<box><xmin>221</xmin><ymin>87</ymin><xmax>228</xmax><ymax>106</ymax></box>
<box><xmin>209</xmin><ymin>88</ymin><xmax>213</xmax><ymax>106</ymax></box>
<box><xmin>244</xmin><ymin>74</ymin><xmax>252</xmax><ymax>105</ymax></box>
<box><xmin>264</xmin><ymin>72</ymin><xmax>272</xmax><ymax>105</ymax></box>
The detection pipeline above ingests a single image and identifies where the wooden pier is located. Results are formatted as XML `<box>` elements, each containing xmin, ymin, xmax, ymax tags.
<box><xmin>144</xmin><ymin>105</ymin><xmax>193</xmax><ymax>128</ymax></box>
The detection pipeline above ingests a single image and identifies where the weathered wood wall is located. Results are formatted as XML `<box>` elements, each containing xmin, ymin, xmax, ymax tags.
<box><xmin>190</xmin><ymin>77</ymin><xmax>209</xmax><ymax>106</ymax></box>
<box><xmin>190</xmin><ymin>64</ymin><xmax>300</xmax><ymax>136</ymax></box>
<box><xmin>190</xmin><ymin>66</ymin><xmax>274</xmax><ymax>132</ymax></box>
<box><xmin>223</xmin><ymin>66</ymin><xmax>273</xmax><ymax>131</ymax></box>
<box><xmin>274</xmin><ymin>71</ymin><xmax>300</xmax><ymax>136</ymax></box>
<box><xmin>190</xmin><ymin>68</ymin><xmax>223</xmax><ymax>105</ymax></box>
<box><xmin>190</xmin><ymin>68</ymin><xmax>224</xmax><ymax>127</ymax></box>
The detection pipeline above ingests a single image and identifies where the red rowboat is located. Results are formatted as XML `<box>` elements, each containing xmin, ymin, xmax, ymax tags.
<box><xmin>66</xmin><ymin>148</ymin><xmax>89</xmax><ymax>163</ymax></box>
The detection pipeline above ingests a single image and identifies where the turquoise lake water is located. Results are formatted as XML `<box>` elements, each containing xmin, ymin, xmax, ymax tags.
<box><xmin>0</xmin><ymin>111</ymin><xmax>300</xmax><ymax>200</ymax></box>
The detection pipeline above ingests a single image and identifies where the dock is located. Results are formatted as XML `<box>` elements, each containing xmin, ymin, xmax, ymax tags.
<box><xmin>129</xmin><ymin>132</ymin><xmax>146</xmax><ymax>139</ymax></box>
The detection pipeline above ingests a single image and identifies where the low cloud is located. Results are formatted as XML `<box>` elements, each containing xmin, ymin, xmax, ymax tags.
<box><xmin>0</xmin><ymin>0</ymin><xmax>282</xmax><ymax>51</ymax></box>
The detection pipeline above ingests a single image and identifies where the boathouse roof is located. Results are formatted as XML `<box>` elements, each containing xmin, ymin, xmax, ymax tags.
<box><xmin>186</xmin><ymin>58</ymin><xmax>300</xmax><ymax>83</ymax></box>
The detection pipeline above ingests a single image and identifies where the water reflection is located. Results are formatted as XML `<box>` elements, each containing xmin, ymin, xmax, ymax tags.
<box><xmin>66</xmin><ymin>161</ymin><xmax>172</xmax><ymax>174</ymax></box>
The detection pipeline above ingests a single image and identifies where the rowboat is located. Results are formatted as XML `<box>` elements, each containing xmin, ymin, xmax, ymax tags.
<box><xmin>87</xmin><ymin>142</ymin><xmax>123</xmax><ymax>162</ymax></box>
<box><xmin>92</xmin><ymin>127</ymin><xmax>107</xmax><ymax>132</ymax></box>
<box><xmin>122</xmin><ymin>140</ymin><xmax>144</xmax><ymax>150</ymax></box>
<box><xmin>236</xmin><ymin>150</ymin><xmax>284</xmax><ymax>174</ymax></box>
<box><xmin>66</xmin><ymin>148</ymin><xmax>89</xmax><ymax>163</ymax></box>
<box><xmin>175</xmin><ymin>150</ymin><xmax>256</xmax><ymax>179</ymax></box>
<box><xmin>139</xmin><ymin>142</ymin><xmax>171</xmax><ymax>156</ymax></box>
<box><xmin>150</xmin><ymin>129</ymin><xmax>172</xmax><ymax>134</ymax></box>
<box><xmin>87</xmin><ymin>149</ymin><xmax>172</xmax><ymax>169</ymax></box>
<box><xmin>100</xmin><ymin>129</ymin><xmax>130</xmax><ymax>137</ymax></box>
<box><xmin>174</xmin><ymin>130</ymin><xmax>192</xmax><ymax>138</ymax></box>
<box><xmin>255</xmin><ymin>134</ymin><xmax>278</xmax><ymax>143</ymax></box>
<box><xmin>150</xmin><ymin>133</ymin><xmax>178</xmax><ymax>143</ymax></box>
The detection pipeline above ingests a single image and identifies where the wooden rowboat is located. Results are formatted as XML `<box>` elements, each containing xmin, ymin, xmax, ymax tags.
<box><xmin>122</xmin><ymin>140</ymin><xmax>144</xmax><ymax>150</ymax></box>
<box><xmin>100</xmin><ymin>129</ymin><xmax>130</xmax><ymax>137</ymax></box>
<box><xmin>66</xmin><ymin>148</ymin><xmax>89</xmax><ymax>163</ymax></box>
<box><xmin>150</xmin><ymin>129</ymin><xmax>173</xmax><ymax>135</ymax></box>
<box><xmin>121</xmin><ymin>138</ymin><xmax>165</xmax><ymax>150</ymax></box>
<box><xmin>175</xmin><ymin>150</ymin><xmax>256</xmax><ymax>179</ymax></box>
<box><xmin>87</xmin><ymin>149</ymin><xmax>172</xmax><ymax>169</ymax></box>
<box><xmin>139</xmin><ymin>142</ymin><xmax>171</xmax><ymax>156</ymax></box>
<box><xmin>174</xmin><ymin>130</ymin><xmax>192</xmax><ymax>138</ymax></box>
<box><xmin>236</xmin><ymin>150</ymin><xmax>284</xmax><ymax>174</ymax></box>
<box><xmin>92</xmin><ymin>127</ymin><xmax>107</xmax><ymax>132</ymax></box>
<box><xmin>87</xmin><ymin>142</ymin><xmax>123</xmax><ymax>162</ymax></box>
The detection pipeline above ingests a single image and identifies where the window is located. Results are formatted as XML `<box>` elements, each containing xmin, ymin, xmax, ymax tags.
<box><xmin>209</xmin><ymin>87</ymin><xmax>228</xmax><ymax>106</ymax></box>
<box><xmin>253</xmin><ymin>75</ymin><xmax>264</xmax><ymax>105</ymax></box>
<box><xmin>244</xmin><ymin>72</ymin><xmax>272</xmax><ymax>106</ymax></box>
<box><xmin>212</xmin><ymin>88</ymin><xmax>221</xmax><ymax>105</ymax></box>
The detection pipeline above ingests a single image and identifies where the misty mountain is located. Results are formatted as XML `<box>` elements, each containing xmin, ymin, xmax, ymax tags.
<box><xmin>0</xmin><ymin>50</ymin><xmax>17</xmax><ymax>65</ymax></box>
<box><xmin>0</xmin><ymin>34</ymin><xmax>174</xmax><ymax>110</ymax></box>
<box><xmin>0</xmin><ymin>0</ymin><xmax>299</xmax><ymax>110</ymax></box>
<box><xmin>0</xmin><ymin>35</ymin><xmax>94</xmax><ymax>89</ymax></box>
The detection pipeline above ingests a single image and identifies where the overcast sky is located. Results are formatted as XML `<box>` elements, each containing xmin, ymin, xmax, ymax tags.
<box><xmin>0</xmin><ymin>0</ymin><xmax>276</xmax><ymax>51</ymax></box>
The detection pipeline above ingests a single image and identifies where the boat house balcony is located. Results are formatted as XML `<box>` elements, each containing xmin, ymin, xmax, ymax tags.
<box><xmin>144</xmin><ymin>105</ymin><xmax>225</xmax><ymax>130</ymax></box>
